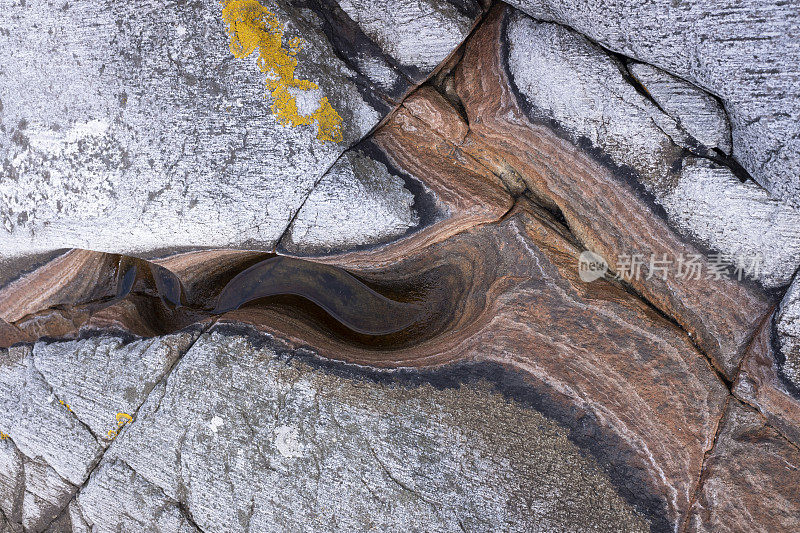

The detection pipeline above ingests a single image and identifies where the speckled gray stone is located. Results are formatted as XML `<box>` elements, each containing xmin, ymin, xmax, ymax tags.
<box><xmin>505</xmin><ymin>14</ymin><xmax>687</xmax><ymax>191</ymax></box>
<box><xmin>282</xmin><ymin>150</ymin><xmax>420</xmax><ymax>254</ymax></box>
<box><xmin>0</xmin><ymin>344</ymin><xmax>99</xmax><ymax>531</ymax></box>
<box><xmin>663</xmin><ymin>159</ymin><xmax>800</xmax><ymax>289</ymax></box>
<box><xmin>70</xmin><ymin>460</ymin><xmax>200</xmax><ymax>533</ymax></box>
<box><xmin>506</xmin><ymin>0</ymin><xmax>800</xmax><ymax>205</ymax></box>
<box><xmin>31</xmin><ymin>331</ymin><xmax>201</xmax><ymax>442</ymax></box>
<box><xmin>335</xmin><ymin>0</ymin><xmax>480</xmax><ymax>73</ymax></box>
<box><xmin>69</xmin><ymin>326</ymin><xmax>648</xmax><ymax>533</ymax></box>
<box><xmin>0</xmin><ymin>0</ymin><xmax>479</xmax><ymax>267</ymax></box>
<box><xmin>628</xmin><ymin>62</ymin><xmax>732</xmax><ymax>154</ymax></box>
<box><xmin>0</xmin><ymin>331</ymin><xmax>200</xmax><ymax>531</ymax></box>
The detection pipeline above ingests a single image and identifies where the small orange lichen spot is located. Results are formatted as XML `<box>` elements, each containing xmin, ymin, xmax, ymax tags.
<box><xmin>0</xmin><ymin>432</ymin><xmax>9</xmax><ymax>440</ymax></box>
<box><xmin>220</xmin><ymin>0</ymin><xmax>344</xmax><ymax>143</ymax></box>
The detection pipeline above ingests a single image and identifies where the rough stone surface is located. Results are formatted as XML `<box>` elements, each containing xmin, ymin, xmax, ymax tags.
<box><xmin>777</xmin><ymin>276</ymin><xmax>800</xmax><ymax>387</ymax></box>
<box><xmin>628</xmin><ymin>62</ymin><xmax>731</xmax><ymax>155</ymax></box>
<box><xmin>335</xmin><ymin>0</ymin><xmax>480</xmax><ymax>73</ymax></box>
<box><xmin>229</xmin><ymin>200</ymin><xmax>728</xmax><ymax>530</ymax></box>
<box><xmin>1</xmin><ymin>1</ymin><xmax>799</xmax><ymax>531</ymax></box>
<box><xmin>456</xmin><ymin>6</ymin><xmax>772</xmax><ymax>378</ymax></box>
<box><xmin>688</xmin><ymin>399</ymin><xmax>800</xmax><ymax>533</ymax></box>
<box><xmin>0</xmin><ymin>344</ymin><xmax>98</xmax><ymax>531</ymax></box>
<box><xmin>0</xmin><ymin>437</ymin><xmax>75</xmax><ymax>533</ymax></box>
<box><xmin>0</xmin><ymin>331</ymin><xmax>200</xmax><ymax>531</ymax></box>
<box><xmin>506</xmin><ymin>0</ymin><xmax>800</xmax><ymax>205</ymax></box>
<box><xmin>71</xmin><ymin>460</ymin><xmax>200</xmax><ymax>533</ymax></box>
<box><xmin>504</xmin><ymin>10</ymin><xmax>800</xmax><ymax>289</ymax></box>
<box><xmin>0</xmin><ymin>0</ymin><xmax>479</xmax><ymax>264</ymax></box>
<box><xmin>282</xmin><ymin>150</ymin><xmax>420</xmax><ymax>254</ymax></box>
<box><xmin>505</xmin><ymin>14</ymin><xmax>688</xmax><ymax>191</ymax></box>
<box><xmin>663</xmin><ymin>159</ymin><xmax>800</xmax><ymax>289</ymax></box>
<box><xmin>0</xmin><ymin>344</ymin><xmax>101</xmax><ymax>487</ymax></box>
<box><xmin>84</xmin><ymin>326</ymin><xmax>650</xmax><ymax>533</ymax></box>
<box><xmin>281</xmin><ymin>85</ymin><xmax>513</xmax><ymax>259</ymax></box>
<box><xmin>31</xmin><ymin>331</ymin><xmax>201</xmax><ymax>442</ymax></box>
<box><xmin>733</xmin><ymin>310</ymin><xmax>800</xmax><ymax>449</ymax></box>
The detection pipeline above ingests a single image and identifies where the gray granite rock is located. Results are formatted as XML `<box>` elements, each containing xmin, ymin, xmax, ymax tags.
<box><xmin>504</xmin><ymin>11</ymin><xmax>800</xmax><ymax>288</ymax></box>
<box><xmin>777</xmin><ymin>276</ymin><xmax>800</xmax><ymax>388</ymax></box>
<box><xmin>0</xmin><ymin>345</ymin><xmax>101</xmax><ymax>487</ymax></box>
<box><xmin>0</xmin><ymin>345</ymin><xmax>97</xmax><ymax>532</ymax></box>
<box><xmin>71</xmin><ymin>460</ymin><xmax>200</xmax><ymax>533</ymax></box>
<box><xmin>505</xmin><ymin>14</ymin><xmax>687</xmax><ymax>191</ymax></box>
<box><xmin>0</xmin><ymin>331</ymin><xmax>201</xmax><ymax>531</ymax></box>
<box><xmin>663</xmin><ymin>159</ymin><xmax>800</xmax><ymax>289</ymax></box>
<box><xmin>0</xmin><ymin>0</ymin><xmax>479</xmax><ymax>267</ymax></box>
<box><xmin>506</xmin><ymin>0</ymin><xmax>800</xmax><ymax>205</ymax></box>
<box><xmin>31</xmin><ymin>331</ymin><xmax>201</xmax><ymax>443</ymax></box>
<box><xmin>628</xmin><ymin>62</ymin><xmax>732</xmax><ymax>155</ymax></box>
<box><xmin>0</xmin><ymin>437</ymin><xmax>74</xmax><ymax>533</ymax></box>
<box><xmin>282</xmin><ymin>150</ymin><xmax>420</xmax><ymax>254</ymax></box>
<box><xmin>66</xmin><ymin>326</ymin><xmax>648</xmax><ymax>532</ymax></box>
<box><xmin>335</xmin><ymin>0</ymin><xmax>481</xmax><ymax>74</ymax></box>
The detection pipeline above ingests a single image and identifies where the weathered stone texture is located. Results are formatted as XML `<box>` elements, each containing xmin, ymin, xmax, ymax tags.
<box><xmin>628</xmin><ymin>62</ymin><xmax>731</xmax><ymax>155</ymax></box>
<box><xmin>0</xmin><ymin>331</ymin><xmax>200</xmax><ymax>531</ymax></box>
<box><xmin>507</xmin><ymin>0</ymin><xmax>800</xmax><ymax>205</ymax></box>
<box><xmin>734</xmin><ymin>277</ymin><xmax>800</xmax><ymax>449</ymax></box>
<box><xmin>503</xmin><ymin>9</ymin><xmax>800</xmax><ymax>289</ymax></box>
<box><xmin>75</xmin><ymin>327</ymin><xmax>651</xmax><ymax>532</ymax></box>
<box><xmin>777</xmin><ymin>276</ymin><xmax>800</xmax><ymax>387</ymax></box>
<box><xmin>0</xmin><ymin>0</ymin><xmax>480</xmax><ymax>263</ymax></box>
<box><xmin>688</xmin><ymin>399</ymin><xmax>800</xmax><ymax>532</ymax></box>
<box><xmin>282</xmin><ymin>150</ymin><xmax>420</xmax><ymax>254</ymax></box>
<box><xmin>663</xmin><ymin>158</ymin><xmax>800</xmax><ymax>289</ymax></box>
<box><xmin>454</xmin><ymin>6</ymin><xmax>773</xmax><ymax>377</ymax></box>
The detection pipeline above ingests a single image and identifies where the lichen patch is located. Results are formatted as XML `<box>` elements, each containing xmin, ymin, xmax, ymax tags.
<box><xmin>220</xmin><ymin>0</ymin><xmax>344</xmax><ymax>143</ymax></box>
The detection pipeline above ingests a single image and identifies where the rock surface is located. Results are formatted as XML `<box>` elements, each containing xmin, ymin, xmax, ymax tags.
<box><xmin>3</xmin><ymin>327</ymin><xmax>651</xmax><ymax>532</ymax></box>
<box><xmin>502</xmin><ymin>9</ymin><xmax>800</xmax><ymax>289</ymax></box>
<box><xmin>777</xmin><ymin>276</ymin><xmax>800</xmax><ymax>387</ymax></box>
<box><xmin>0</xmin><ymin>0</ymin><xmax>481</xmax><ymax>262</ymax></box>
<box><xmin>688</xmin><ymin>399</ymin><xmax>800</xmax><ymax>533</ymax></box>
<box><xmin>733</xmin><ymin>276</ymin><xmax>800</xmax><ymax>449</ymax></box>
<box><xmin>281</xmin><ymin>149</ymin><xmax>421</xmax><ymax>255</ymax></box>
<box><xmin>454</xmin><ymin>5</ymin><xmax>773</xmax><ymax>378</ymax></box>
<box><xmin>628</xmin><ymin>62</ymin><xmax>731</xmax><ymax>155</ymax></box>
<box><xmin>506</xmin><ymin>0</ymin><xmax>800</xmax><ymax>205</ymax></box>
<box><xmin>0</xmin><ymin>332</ymin><xmax>200</xmax><ymax>530</ymax></box>
<box><xmin>1</xmin><ymin>1</ymin><xmax>799</xmax><ymax>531</ymax></box>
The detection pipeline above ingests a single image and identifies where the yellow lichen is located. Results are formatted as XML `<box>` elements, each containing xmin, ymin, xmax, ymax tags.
<box><xmin>220</xmin><ymin>0</ymin><xmax>344</xmax><ymax>143</ymax></box>
<box><xmin>107</xmin><ymin>412</ymin><xmax>133</xmax><ymax>440</ymax></box>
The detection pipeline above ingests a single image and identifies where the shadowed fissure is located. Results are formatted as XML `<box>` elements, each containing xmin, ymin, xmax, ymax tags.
<box><xmin>0</xmin><ymin>251</ymin><xmax>468</xmax><ymax>352</ymax></box>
